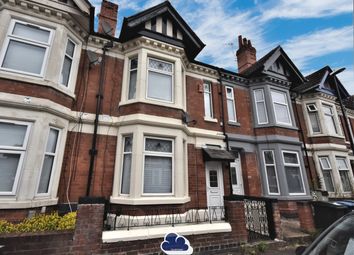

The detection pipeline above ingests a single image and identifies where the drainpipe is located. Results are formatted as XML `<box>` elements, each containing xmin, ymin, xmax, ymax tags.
<box><xmin>292</xmin><ymin>93</ymin><xmax>317</xmax><ymax>190</ymax></box>
<box><xmin>330</xmin><ymin>68</ymin><xmax>354</xmax><ymax>154</ymax></box>
<box><xmin>217</xmin><ymin>69</ymin><xmax>233</xmax><ymax>196</ymax></box>
<box><xmin>86</xmin><ymin>41</ymin><xmax>113</xmax><ymax>196</ymax></box>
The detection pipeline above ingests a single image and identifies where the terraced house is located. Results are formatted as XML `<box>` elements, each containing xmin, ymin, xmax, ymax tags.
<box><xmin>0</xmin><ymin>0</ymin><xmax>353</xmax><ymax>253</ymax></box>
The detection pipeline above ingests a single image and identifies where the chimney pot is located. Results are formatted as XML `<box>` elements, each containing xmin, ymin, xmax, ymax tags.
<box><xmin>236</xmin><ymin>35</ymin><xmax>257</xmax><ymax>73</ymax></box>
<box><xmin>98</xmin><ymin>0</ymin><xmax>118</xmax><ymax>37</ymax></box>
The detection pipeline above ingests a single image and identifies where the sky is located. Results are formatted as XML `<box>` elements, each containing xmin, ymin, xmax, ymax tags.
<box><xmin>89</xmin><ymin>0</ymin><xmax>354</xmax><ymax>94</ymax></box>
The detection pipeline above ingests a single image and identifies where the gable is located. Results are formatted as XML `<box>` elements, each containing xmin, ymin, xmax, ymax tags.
<box><xmin>268</xmin><ymin>58</ymin><xmax>291</xmax><ymax>78</ymax></box>
<box><xmin>144</xmin><ymin>15</ymin><xmax>183</xmax><ymax>40</ymax></box>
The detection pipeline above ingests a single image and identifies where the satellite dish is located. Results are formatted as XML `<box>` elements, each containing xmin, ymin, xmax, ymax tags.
<box><xmin>87</xmin><ymin>51</ymin><xmax>100</xmax><ymax>67</ymax></box>
<box><xmin>101</xmin><ymin>20</ymin><xmax>113</xmax><ymax>35</ymax></box>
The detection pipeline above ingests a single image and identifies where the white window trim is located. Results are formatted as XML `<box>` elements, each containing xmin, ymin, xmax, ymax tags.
<box><xmin>142</xmin><ymin>136</ymin><xmax>174</xmax><ymax>196</ymax></box>
<box><xmin>254</xmin><ymin>89</ymin><xmax>269</xmax><ymax>125</ymax></box>
<box><xmin>262</xmin><ymin>150</ymin><xmax>280</xmax><ymax>195</ymax></box>
<box><xmin>120</xmin><ymin>135</ymin><xmax>133</xmax><ymax>196</ymax></box>
<box><xmin>127</xmin><ymin>57</ymin><xmax>138</xmax><ymax>100</ymax></box>
<box><xmin>335</xmin><ymin>156</ymin><xmax>352</xmax><ymax>193</ymax></box>
<box><xmin>225</xmin><ymin>86</ymin><xmax>237</xmax><ymax>122</ymax></box>
<box><xmin>35</xmin><ymin>127</ymin><xmax>61</xmax><ymax>197</ymax></box>
<box><xmin>282</xmin><ymin>150</ymin><xmax>306</xmax><ymax>195</ymax></box>
<box><xmin>0</xmin><ymin>19</ymin><xmax>54</xmax><ymax>78</ymax></box>
<box><xmin>146</xmin><ymin>57</ymin><xmax>174</xmax><ymax>104</ymax></box>
<box><xmin>318</xmin><ymin>156</ymin><xmax>335</xmax><ymax>192</ymax></box>
<box><xmin>306</xmin><ymin>103</ymin><xmax>321</xmax><ymax>134</ymax></box>
<box><xmin>271</xmin><ymin>90</ymin><xmax>292</xmax><ymax>126</ymax></box>
<box><xmin>203</xmin><ymin>81</ymin><xmax>213</xmax><ymax>119</ymax></box>
<box><xmin>59</xmin><ymin>38</ymin><xmax>76</xmax><ymax>88</ymax></box>
<box><xmin>0</xmin><ymin>119</ymin><xmax>31</xmax><ymax>195</ymax></box>
<box><xmin>322</xmin><ymin>103</ymin><xmax>339</xmax><ymax>135</ymax></box>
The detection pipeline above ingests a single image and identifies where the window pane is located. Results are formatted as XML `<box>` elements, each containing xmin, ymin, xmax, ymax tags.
<box><xmin>285</xmin><ymin>166</ymin><xmax>304</xmax><ymax>193</ymax></box>
<box><xmin>336</xmin><ymin>158</ymin><xmax>348</xmax><ymax>170</ymax></box>
<box><xmin>271</xmin><ymin>91</ymin><xmax>287</xmax><ymax>104</ymax></box>
<box><xmin>323</xmin><ymin>105</ymin><xmax>333</xmax><ymax>115</ymax></box>
<box><xmin>144</xmin><ymin>156</ymin><xmax>172</xmax><ymax>193</ymax></box>
<box><xmin>274</xmin><ymin>103</ymin><xmax>291</xmax><ymax>124</ymax></box>
<box><xmin>339</xmin><ymin>171</ymin><xmax>351</xmax><ymax>192</ymax></box>
<box><xmin>209</xmin><ymin>170</ymin><xmax>218</xmax><ymax>187</ymax></box>
<box><xmin>266</xmin><ymin>165</ymin><xmax>279</xmax><ymax>193</ymax></box>
<box><xmin>37</xmin><ymin>155</ymin><xmax>54</xmax><ymax>193</ymax></box>
<box><xmin>204</xmin><ymin>93</ymin><xmax>212</xmax><ymax>118</ymax></box>
<box><xmin>309</xmin><ymin>112</ymin><xmax>321</xmax><ymax>132</ymax></box>
<box><xmin>324</xmin><ymin>114</ymin><xmax>337</xmax><ymax>134</ymax></box>
<box><xmin>12</xmin><ymin>23</ymin><xmax>50</xmax><ymax>43</ymax></box>
<box><xmin>121</xmin><ymin>154</ymin><xmax>131</xmax><ymax>194</ymax></box>
<box><xmin>128</xmin><ymin>70</ymin><xmax>137</xmax><ymax>100</ymax></box>
<box><xmin>283</xmin><ymin>152</ymin><xmax>298</xmax><ymax>164</ymax></box>
<box><xmin>46</xmin><ymin>129</ymin><xmax>59</xmax><ymax>153</ymax></box>
<box><xmin>130</xmin><ymin>58</ymin><xmax>138</xmax><ymax>70</ymax></box>
<box><xmin>60</xmin><ymin>56</ymin><xmax>72</xmax><ymax>86</ymax></box>
<box><xmin>319</xmin><ymin>157</ymin><xmax>331</xmax><ymax>169</ymax></box>
<box><xmin>147</xmin><ymin>71</ymin><xmax>172</xmax><ymax>102</ymax></box>
<box><xmin>2</xmin><ymin>40</ymin><xmax>45</xmax><ymax>74</ymax></box>
<box><xmin>322</xmin><ymin>170</ymin><xmax>334</xmax><ymax>192</ymax></box>
<box><xmin>0</xmin><ymin>122</ymin><xmax>27</xmax><ymax>147</ymax></box>
<box><xmin>227</xmin><ymin>99</ymin><xmax>236</xmax><ymax>121</ymax></box>
<box><xmin>264</xmin><ymin>151</ymin><xmax>274</xmax><ymax>164</ymax></box>
<box><xmin>149</xmin><ymin>59</ymin><xmax>172</xmax><ymax>73</ymax></box>
<box><xmin>0</xmin><ymin>153</ymin><xmax>20</xmax><ymax>192</ymax></box>
<box><xmin>256</xmin><ymin>101</ymin><xmax>267</xmax><ymax>123</ymax></box>
<box><xmin>226</xmin><ymin>87</ymin><xmax>233</xmax><ymax>98</ymax></box>
<box><xmin>230</xmin><ymin>166</ymin><xmax>237</xmax><ymax>185</ymax></box>
<box><xmin>254</xmin><ymin>90</ymin><xmax>264</xmax><ymax>101</ymax></box>
<box><xmin>66</xmin><ymin>40</ymin><xmax>75</xmax><ymax>57</ymax></box>
<box><xmin>204</xmin><ymin>83</ymin><xmax>211</xmax><ymax>93</ymax></box>
<box><xmin>145</xmin><ymin>138</ymin><xmax>172</xmax><ymax>153</ymax></box>
<box><xmin>123</xmin><ymin>136</ymin><xmax>133</xmax><ymax>152</ymax></box>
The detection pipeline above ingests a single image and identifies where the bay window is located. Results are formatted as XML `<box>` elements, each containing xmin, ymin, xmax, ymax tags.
<box><xmin>0</xmin><ymin>120</ymin><xmax>31</xmax><ymax>195</ymax></box>
<box><xmin>254</xmin><ymin>89</ymin><xmax>268</xmax><ymax>124</ymax></box>
<box><xmin>271</xmin><ymin>90</ymin><xmax>291</xmax><ymax>125</ymax></box>
<box><xmin>37</xmin><ymin>128</ymin><xmax>60</xmax><ymax>194</ymax></box>
<box><xmin>121</xmin><ymin>135</ymin><xmax>133</xmax><ymax>195</ymax></box>
<box><xmin>323</xmin><ymin>104</ymin><xmax>338</xmax><ymax>135</ymax></box>
<box><xmin>336</xmin><ymin>157</ymin><xmax>352</xmax><ymax>192</ymax></box>
<box><xmin>319</xmin><ymin>156</ymin><xmax>334</xmax><ymax>192</ymax></box>
<box><xmin>0</xmin><ymin>20</ymin><xmax>52</xmax><ymax>76</ymax></box>
<box><xmin>147</xmin><ymin>58</ymin><xmax>173</xmax><ymax>102</ymax></box>
<box><xmin>204</xmin><ymin>82</ymin><xmax>213</xmax><ymax>119</ymax></box>
<box><xmin>60</xmin><ymin>39</ymin><xmax>76</xmax><ymax>87</ymax></box>
<box><xmin>226</xmin><ymin>86</ymin><xmax>237</xmax><ymax>122</ymax></box>
<box><xmin>282</xmin><ymin>151</ymin><xmax>305</xmax><ymax>194</ymax></box>
<box><xmin>263</xmin><ymin>150</ymin><xmax>280</xmax><ymax>195</ymax></box>
<box><xmin>143</xmin><ymin>137</ymin><xmax>173</xmax><ymax>194</ymax></box>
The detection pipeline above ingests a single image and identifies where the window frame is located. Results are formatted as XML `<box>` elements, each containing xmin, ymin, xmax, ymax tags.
<box><xmin>225</xmin><ymin>86</ymin><xmax>237</xmax><ymax>122</ymax></box>
<box><xmin>271</xmin><ymin>90</ymin><xmax>292</xmax><ymax>126</ymax></box>
<box><xmin>127</xmin><ymin>57</ymin><xmax>138</xmax><ymax>100</ymax></box>
<box><xmin>59</xmin><ymin>38</ymin><xmax>76</xmax><ymax>87</ymax></box>
<box><xmin>262</xmin><ymin>150</ymin><xmax>280</xmax><ymax>195</ymax></box>
<box><xmin>322</xmin><ymin>104</ymin><xmax>339</xmax><ymax>135</ymax></box>
<box><xmin>203</xmin><ymin>81</ymin><xmax>214</xmax><ymax>119</ymax></box>
<box><xmin>0</xmin><ymin>119</ymin><xmax>31</xmax><ymax>195</ymax></box>
<box><xmin>282</xmin><ymin>150</ymin><xmax>306</xmax><ymax>195</ymax></box>
<box><xmin>306</xmin><ymin>103</ymin><xmax>321</xmax><ymax>134</ymax></box>
<box><xmin>335</xmin><ymin>156</ymin><xmax>352</xmax><ymax>193</ymax></box>
<box><xmin>142</xmin><ymin>136</ymin><xmax>174</xmax><ymax>196</ymax></box>
<box><xmin>146</xmin><ymin>57</ymin><xmax>174</xmax><ymax>103</ymax></box>
<box><xmin>120</xmin><ymin>135</ymin><xmax>133</xmax><ymax>196</ymax></box>
<box><xmin>36</xmin><ymin>127</ymin><xmax>61</xmax><ymax>196</ymax></box>
<box><xmin>0</xmin><ymin>19</ymin><xmax>53</xmax><ymax>77</ymax></box>
<box><xmin>319</xmin><ymin>156</ymin><xmax>335</xmax><ymax>192</ymax></box>
<box><xmin>254</xmin><ymin>89</ymin><xmax>269</xmax><ymax>125</ymax></box>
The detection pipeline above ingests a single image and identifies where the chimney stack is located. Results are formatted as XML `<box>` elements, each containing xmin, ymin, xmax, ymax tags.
<box><xmin>98</xmin><ymin>0</ymin><xmax>118</xmax><ymax>37</ymax></box>
<box><xmin>236</xmin><ymin>35</ymin><xmax>257</xmax><ymax>73</ymax></box>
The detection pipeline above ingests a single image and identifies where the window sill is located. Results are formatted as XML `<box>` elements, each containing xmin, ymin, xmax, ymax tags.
<box><xmin>102</xmin><ymin>222</ymin><xmax>231</xmax><ymax>243</ymax></box>
<box><xmin>228</xmin><ymin>121</ymin><xmax>240</xmax><ymax>126</ymax></box>
<box><xmin>204</xmin><ymin>117</ymin><xmax>218</xmax><ymax>123</ymax></box>
<box><xmin>119</xmin><ymin>98</ymin><xmax>184</xmax><ymax>111</ymax></box>
<box><xmin>307</xmin><ymin>133</ymin><xmax>345</xmax><ymax>139</ymax></box>
<box><xmin>0</xmin><ymin>197</ymin><xmax>58</xmax><ymax>209</ymax></box>
<box><xmin>110</xmin><ymin>196</ymin><xmax>191</xmax><ymax>205</ymax></box>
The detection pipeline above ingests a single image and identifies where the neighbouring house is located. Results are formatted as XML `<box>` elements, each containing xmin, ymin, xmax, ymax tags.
<box><xmin>0</xmin><ymin>0</ymin><xmax>353</xmax><ymax>253</ymax></box>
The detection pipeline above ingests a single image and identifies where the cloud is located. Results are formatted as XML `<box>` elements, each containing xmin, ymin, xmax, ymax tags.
<box><xmin>282</xmin><ymin>26</ymin><xmax>353</xmax><ymax>69</ymax></box>
<box><xmin>260</xmin><ymin>0</ymin><xmax>353</xmax><ymax>21</ymax></box>
<box><xmin>160</xmin><ymin>233</ymin><xmax>193</xmax><ymax>255</ymax></box>
<box><xmin>337</xmin><ymin>66</ymin><xmax>354</xmax><ymax>95</ymax></box>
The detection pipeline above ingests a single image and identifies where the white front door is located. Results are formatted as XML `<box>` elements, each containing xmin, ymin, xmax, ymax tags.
<box><xmin>206</xmin><ymin>161</ymin><xmax>224</xmax><ymax>207</ymax></box>
<box><xmin>230</xmin><ymin>152</ymin><xmax>244</xmax><ymax>195</ymax></box>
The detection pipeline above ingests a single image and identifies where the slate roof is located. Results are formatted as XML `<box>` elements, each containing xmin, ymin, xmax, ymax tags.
<box><xmin>292</xmin><ymin>66</ymin><xmax>330</xmax><ymax>93</ymax></box>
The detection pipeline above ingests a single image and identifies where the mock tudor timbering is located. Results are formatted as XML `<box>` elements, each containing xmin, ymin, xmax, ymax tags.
<box><xmin>0</xmin><ymin>0</ymin><xmax>353</xmax><ymax>225</ymax></box>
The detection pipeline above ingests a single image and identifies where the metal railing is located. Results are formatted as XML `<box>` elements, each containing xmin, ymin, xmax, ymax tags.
<box><xmin>104</xmin><ymin>206</ymin><xmax>226</xmax><ymax>231</ymax></box>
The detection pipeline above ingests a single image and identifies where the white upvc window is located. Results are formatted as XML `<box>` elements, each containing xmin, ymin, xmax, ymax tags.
<box><xmin>306</xmin><ymin>103</ymin><xmax>321</xmax><ymax>133</ymax></box>
<box><xmin>59</xmin><ymin>38</ymin><xmax>76</xmax><ymax>87</ymax></box>
<box><xmin>226</xmin><ymin>86</ymin><xmax>237</xmax><ymax>122</ymax></box>
<box><xmin>0</xmin><ymin>20</ymin><xmax>53</xmax><ymax>77</ymax></box>
<box><xmin>263</xmin><ymin>150</ymin><xmax>280</xmax><ymax>195</ymax></box>
<box><xmin>128</xmin><ymin>57</ymin><xmax>138</xmax><ymax>100</ymax></box>
<box><xmin>143</xmin><ymin>137</ymin><xmax>173</xmax><ymax>195</ymax></box>
<box><xmin>120</xmin><ymin>135</ymin><xmax>133</xmax><ymax>195</ymax></box>
<box><xmin>254</xmin><ymin>89</ymin><xmax>268</xmax><ymax>124</ymax></box>
<box><xmin>282</xmin><ymin>151</ymin><xmax>305</xmax><ymax>195</ymax></box>
<box><xmin>319</xmin><ymin>156</ymin><xmax>335</xmax><ymax>192</ymax></box>
<box><xmin>271</xmin><ymin>90</ymin><xmax>292</xmax><ymax>125</ymax></box>
<box><xmin>147</xmin><ymin>58</ymin><xmax>174</xmax><ymax>103</ymax></box>
<box><xmin>0</xmin><ymin>119</ymin><xmax>31</xmax><ymax>195</ymax></box>
<box><xmin>335</xmin><ymin>157</ymin><xmax>352</xmax><ymax>192</ymax></box>
<box><xmin>37</xmin><ymin>128</ymin><xmax>60</xmax><ymax>195</ymax></box>
<box><xmin>204</xmin><ymin>82</ymin><xmax>213</xmax><ymax>119</ymax></box>
<box><xmin>323</xmin><ymin>104</ymin><xmax>338</xmax><ymax>135</ymax></box>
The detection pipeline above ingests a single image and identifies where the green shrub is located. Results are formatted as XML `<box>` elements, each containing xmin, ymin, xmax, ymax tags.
<box><xmin>0</xmin><ymin>212</ymin><xmax>77</xmax><ymax>234</ymax></box>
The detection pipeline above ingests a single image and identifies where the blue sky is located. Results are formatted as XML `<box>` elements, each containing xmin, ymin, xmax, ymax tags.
<box><xmin>89</xmin><ymin>0</ymin><xmax>353</xmax><ymax>94</ymax></box>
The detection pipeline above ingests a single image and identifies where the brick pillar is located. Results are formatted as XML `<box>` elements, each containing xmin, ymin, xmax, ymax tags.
<box><xmin>224</xmin><ymin>200</ymin><xmax>248</xmax><ymax>243</ymax></box>
<box><xmin>271</xmin><ymin>201</ymin><xmax>283</xmax><ymax>239</ymax></box>
<box><xmin>297</xmin><ymin>201</ymin><xmax>315</xmax><ymax>233</ymax></box>
<box><xmin>73</xmin><ymin>197</ymin><xmax>106</xmax><ymax>253</ymax></box>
